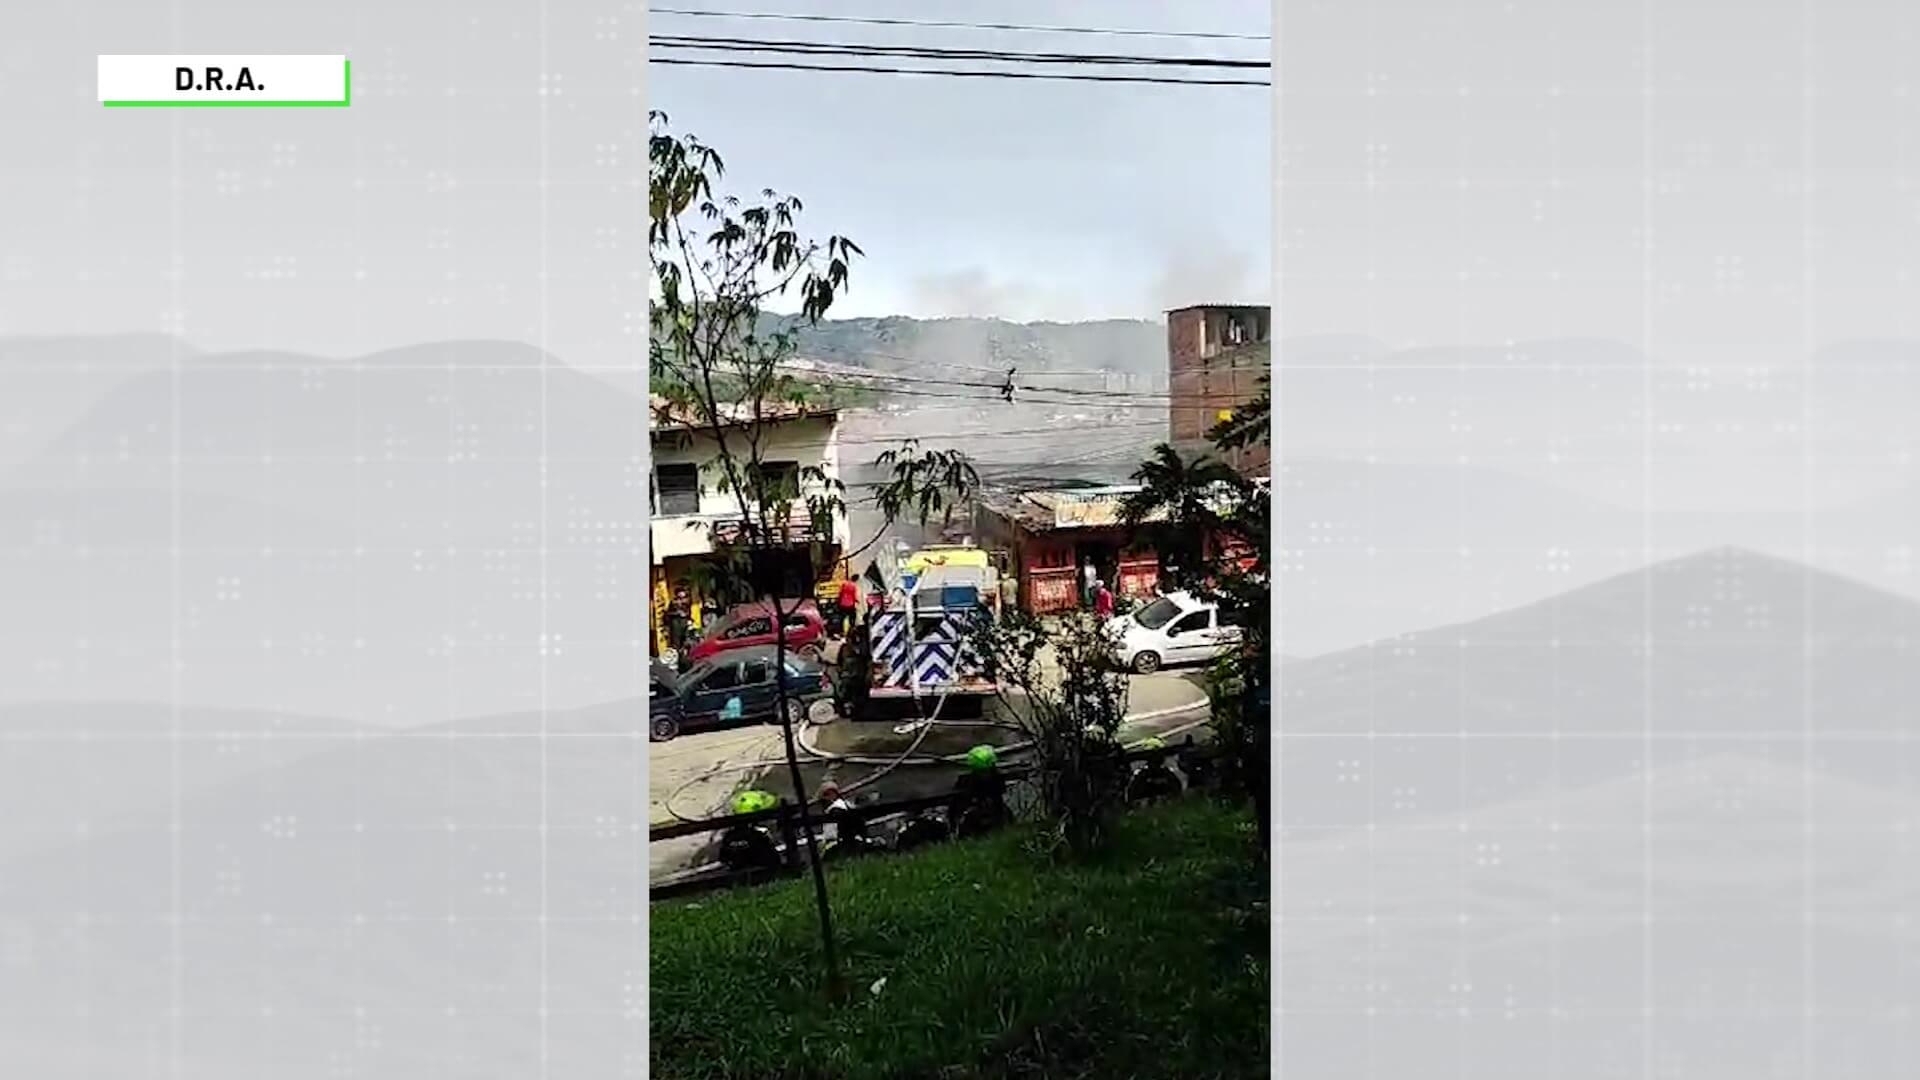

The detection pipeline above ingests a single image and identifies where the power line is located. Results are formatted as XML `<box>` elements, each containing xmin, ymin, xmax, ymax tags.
<box><xmin>829</xmin><ymin>381</ymin><xmax>1171</xmax><ymax>408</ymax></box>
<box><xmin>650</xmin><ymin>35</ymin><xmax>1269</xmax><ymax>70</ymax></box>
<box><xmin>815</xmin><ymin>380</ymin><xmax>1174</xmax><ymax>408</ymax></box>
<box><xmin>649</xmin><ymin>56</ymin><xmax>1269</xmax><ymax>88</ymax></box>
<box><xmin>809</xmin><ymin>345</ymin><xmax>1135</xmax><ymax>379</ymax></box>
<box><xmin>775</xmin><ymin>360</ymin><xmax>1177</xmax><ymax>401</ymax></box>
<box><xmin>837</xmin><ymin>420</ymin><xmax>1163</xmax><ymax>445</ymax></box>
<box><xmin>651</xmin><ymin>7</ymin><xmax>1270</xmax><ymax>43</ymax></box>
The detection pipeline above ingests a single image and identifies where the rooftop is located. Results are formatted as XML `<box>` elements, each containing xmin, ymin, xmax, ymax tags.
<box><xmin>978</xmin><ymin>483</ymin><xmax>1160</xmax><ymax>532</ymax></box>
<box><xmin>649</xmin><ymin>395</ymin><xmax>839</xmax><ymax>434</ymax></box>
<box><xmin>1165</xmin><ymin>303</ymin><xmax>1271</xmax><ymax>315</ymax></box>
<box><xmin>978</xmin><ymin>477</ymin><xmax>1267</xmax><ymax>534</ymax></box>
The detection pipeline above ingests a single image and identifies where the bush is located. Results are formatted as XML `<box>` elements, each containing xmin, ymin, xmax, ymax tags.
<box><xmin>967</xmin><ymin>609</ymin><xmax>1130</xmax><ymax>858</ymax></box>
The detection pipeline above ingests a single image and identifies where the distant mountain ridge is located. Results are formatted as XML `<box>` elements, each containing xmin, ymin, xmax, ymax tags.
<box><xmin>759</xmin><ymin>313</ymin><xmax>1170</xmax><ymax>384</ymax></box>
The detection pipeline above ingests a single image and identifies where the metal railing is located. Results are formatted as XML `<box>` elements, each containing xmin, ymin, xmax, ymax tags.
<box><xmin>649</xmin><ymin>742</ymin><xmax>1219</xmax><ymax>901</ymax></box>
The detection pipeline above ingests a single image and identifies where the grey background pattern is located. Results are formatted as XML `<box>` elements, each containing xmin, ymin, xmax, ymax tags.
<box><xmin>1</xmin><ymin>2</ymin><xmax>653</xmax><ymax>1076</ymax></box>
<box><xmin>1279</xmin><ymin>0</ymin><xmax>1917</xmax><ymax>1077</ymax></box>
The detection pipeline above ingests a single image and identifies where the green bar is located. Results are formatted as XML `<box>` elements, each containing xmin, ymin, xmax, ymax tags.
<box><xmin>104</xmin><ymin>59</ymin><xmax>351</xmax><ymax>108</ymax></box>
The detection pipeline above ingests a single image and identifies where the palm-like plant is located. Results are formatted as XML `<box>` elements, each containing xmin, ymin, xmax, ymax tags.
<box><xmin>1118</xmin><ymin>404</ymin><xmax>1272</xmax><ymax>854</ymax></box>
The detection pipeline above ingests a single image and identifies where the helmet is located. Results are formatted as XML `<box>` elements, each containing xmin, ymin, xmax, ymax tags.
<box><xmin>730</xmin><ymin>789</ymin><xmax>778</xmax><ymax>815</ymax></box>
<box><xmin>964</xmin><ymin>744</ymin><xmax>998</xmax><ymax>772</ymax></box>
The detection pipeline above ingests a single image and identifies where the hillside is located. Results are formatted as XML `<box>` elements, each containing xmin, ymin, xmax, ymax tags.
<box><xmin>759</xmin><ymin>312</ymin><xmax>1170</xmax><ymax>385</ymax></box>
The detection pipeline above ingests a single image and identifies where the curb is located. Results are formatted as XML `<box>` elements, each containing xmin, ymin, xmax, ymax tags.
<box><xmin>1122</xmin><ymin>695</ymin><xmax>1211</xmax><ymax>724</ymax></box>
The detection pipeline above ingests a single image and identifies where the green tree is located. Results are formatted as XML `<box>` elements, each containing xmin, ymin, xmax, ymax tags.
<box><xmin>1119</xmin><ymin>377</ymin><xmax>1271</xmax><ymax>852</ymax></box>
<box><xmin>649</xmin><ymin>113</ymin><xmax>974</xmax><ymax>994</ymax></box>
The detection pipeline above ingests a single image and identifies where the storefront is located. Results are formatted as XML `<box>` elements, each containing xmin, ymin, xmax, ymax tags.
<box><xmin>973</xmin><ymin>486</ymin><xmax>1163</xmax><ymax>615</ymax></box>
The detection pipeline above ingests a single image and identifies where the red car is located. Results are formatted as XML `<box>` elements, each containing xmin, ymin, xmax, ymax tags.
<box><xmin>686</xmin><ymin>599</ymin><xmax>827</xmax><ymax>664</ymax></box>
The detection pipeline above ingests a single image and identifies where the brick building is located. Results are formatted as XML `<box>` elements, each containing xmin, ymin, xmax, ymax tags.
<box><xmin>1167</xmin><ymin>304</ymin><xmax>1270</xmax><ymax>475</ymax></box>
<box><xmin>971</xmin><ymin>485</ymin><xmax>1164</xmax><ymax>614</ymax></box>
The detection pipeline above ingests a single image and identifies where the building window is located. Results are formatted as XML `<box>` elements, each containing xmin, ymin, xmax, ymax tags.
<box><xmin>750</xmin><ymin>460</ymin><xmax>802</xmax><ymax>502</ymax></box>
<box><xmin>656</xmin><ymin>463</ymin><xmax>700</xmax><ymax>515</ymax></box>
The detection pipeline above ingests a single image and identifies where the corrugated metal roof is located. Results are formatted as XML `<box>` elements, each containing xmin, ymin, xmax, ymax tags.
<box><xmin>649</xmin><ymin>395</ymin><xmax>839</xmax><ymax>433</ymax></box>
<box><xmin>1165</xmin><ymin>302</ymin><xmax>1271</xmax><ymax>314</ymax></box>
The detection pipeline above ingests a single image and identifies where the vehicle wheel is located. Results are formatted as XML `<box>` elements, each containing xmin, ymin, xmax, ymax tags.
<box><xmin>1131</xmin><ymin>650</ymin><xmax>1162</xmax><ymax>675</ymax></box>
<box><xmin>650</xmin><ymin>714</ymin><xmax>680</xmax><ymax>742</ymax></box>
<box><xmin>786</xmin><ymin>697</ymin><xmax>811</xmax><ymax>727</ymax></box>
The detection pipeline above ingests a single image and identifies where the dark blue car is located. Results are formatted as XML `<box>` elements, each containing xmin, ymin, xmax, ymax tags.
<box><xmin>649</xmin><ymin>644</ymin><xmax>830</xmax><ymax>742</ymax></box>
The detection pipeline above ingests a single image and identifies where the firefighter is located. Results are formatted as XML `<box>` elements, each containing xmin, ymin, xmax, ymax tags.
<box><xmin>892</xmin><ymin>809</ymin><xmax>950</xmax><ymax>852</ymax></box>
<box><xmin>833</xmin><ymin>618</ymin><xmax>870</xmax><ymax>720</ymax></box>
<box><xmin>951</xmin><ymin>744</ymin><xmax>1010</xmax><ymax>838</ymax></box>
<box><xmin>1080</xmin><ymin>725</ymin><xmax>1127</xmax><ymax>800</ymax></box>
<box><xmin>717</xmin><ymin>788</ymin><xmax>783</xmax><ymax>873</ymax></box>
<box><xmin>817</xmin><ymin>781</ymin><xmax>881</xmax><ymax>860</ymax></box>
<box><xmin>1176</xmin><ymin>733</ymin><xmax>1217</xmax><ymax>790</ymax></box>
<box><xmin>1126</xmin><ymin>736</ymin><xmax>1184</xmax><ymax>804</ymax></box>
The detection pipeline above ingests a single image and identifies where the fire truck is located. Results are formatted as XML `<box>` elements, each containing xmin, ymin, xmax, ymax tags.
<box><xmin>847</xmin><ymin>546</ymin><xmax>1003</xmax><ymax>717</ymax></box>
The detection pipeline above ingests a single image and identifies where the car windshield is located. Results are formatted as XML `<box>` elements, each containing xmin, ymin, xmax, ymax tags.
<box><xmin>1133</xmin><ymin>597</ymin><xmax>1182</xmax><ymax>630</ymax></box>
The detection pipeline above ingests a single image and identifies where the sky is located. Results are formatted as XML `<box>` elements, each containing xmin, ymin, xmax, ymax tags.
<box><xmin>647</xmin><ymin>0</ymin><xmax>1272</xmax><ymax>323</ymax></box>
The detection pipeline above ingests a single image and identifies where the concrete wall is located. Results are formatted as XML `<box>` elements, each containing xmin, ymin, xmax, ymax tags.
<box><xmin>649</xmin><ymin>413</ymin><xmax>847</xmax><ymax>563</ymax></box>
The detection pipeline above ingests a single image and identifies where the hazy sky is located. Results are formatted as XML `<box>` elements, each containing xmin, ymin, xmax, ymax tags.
<box><xmin>648</xmin><ymin>0</ymin><xmax>1272</xmax><ymax>322</ymax></box>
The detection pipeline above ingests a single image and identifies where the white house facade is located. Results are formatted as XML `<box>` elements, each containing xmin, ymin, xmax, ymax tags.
<box><xmin>648</xmin><ymin>408</ymin><xmax>850</xmax><ymax>565</ymax></box>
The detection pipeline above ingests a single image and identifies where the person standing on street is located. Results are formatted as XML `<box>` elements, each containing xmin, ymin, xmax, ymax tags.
<box><xmin>1093</xmin><ymin>580</ymin><xmax>1115</xmax><ymax>619</ymax></box>
<box><xmin>665</xmin><ymin>587</ymin><xmax>694</xmax><ymax>667</ymax></box>
<box><xmin>835</xmin><ymin>571</ymin><xmax>860</xmax><ymax>639</ymax></box>
<box><xmin>1080</xmin><ymin>557</ymin><xmax>1098</xmax><ymax>609</ymax></box>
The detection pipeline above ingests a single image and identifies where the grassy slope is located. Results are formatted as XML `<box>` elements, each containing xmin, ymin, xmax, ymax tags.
<box><xmin>651</xmin><ymin>799</ymin><xmax>1269</xmax><ymax>1080</ymax></box>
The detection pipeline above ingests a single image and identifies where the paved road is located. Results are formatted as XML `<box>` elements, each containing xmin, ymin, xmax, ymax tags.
<box><xmin>646</xmin><ymin>668</ymin><xmax>1213</xmax><ymax>881</ymax></box>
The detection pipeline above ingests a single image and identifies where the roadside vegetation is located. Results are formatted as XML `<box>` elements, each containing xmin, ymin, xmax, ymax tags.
<box><xmin>651</xmin><ymin>111</ymin><xmax>977</xmax><ymax>992</ymax></box>
<box><xmin>650</xmin><ymin>798</ymin><xmax>1269</xmax><ymax>1080</ymax></box>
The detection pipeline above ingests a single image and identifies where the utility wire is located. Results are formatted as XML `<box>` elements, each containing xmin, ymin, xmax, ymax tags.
<box><xmin>805</xmin><ymin>380</ymin><xmax>1174</xmax><ymax>408</ymax></box>
<box><xmin>650</xmin><ymin>35</ymin><xmax>1269</xmax><ymax>69</ymax></box>
<box><xmin>833</xmin><ymin>383</ymin><xmax>1171</xmax><ymax>409</ymax></box>
<box><xmin>651</xmin><ymin>7</ymin><xmax>1271</xmax><ymax>43</ymax></box>
<box><xmin>780</xmin><ymin>364</ymin><xmax>1174</xmax><ymax>404</ymax></box>
<box><xmin>649</xmin><ymin>56</ymin><xmax>1269</xmax><ymax>87</ymax></box>
<box><xmin>791</xmin><ymin>380</ymin><xmax>1167</xmax><ymax>409</ymax></box>
<box><xmin>806</xmin><ymin>345</ymin><xmax>1138</xmax><ymax>379</ymax></box>
<box><xmin>837</xmin><ymin>421</ymin><xmax>1162</xmax><ymax>445</ymax></box>
<box><xmin>774</xmin><ymin>360</ymin><xmax>1178</xmax><ymax>400</ymax></box>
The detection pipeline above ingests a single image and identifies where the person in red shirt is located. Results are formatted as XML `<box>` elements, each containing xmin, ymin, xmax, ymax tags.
<box><xmin>835</xmin><ymin>574</ymin><xmax>861</xmax><ymax>638</ymax></box>
<box><xmin>1093</xmin><ymin>580</ymin><xmax>1115</xmax><ymax>619</ymax></box>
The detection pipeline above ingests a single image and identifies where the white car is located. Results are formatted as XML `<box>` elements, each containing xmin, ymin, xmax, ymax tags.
<box><xmin>1108</xmin><ymin>592</ymin><xmax>1245</xmax><ymax>674</ymax></box>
